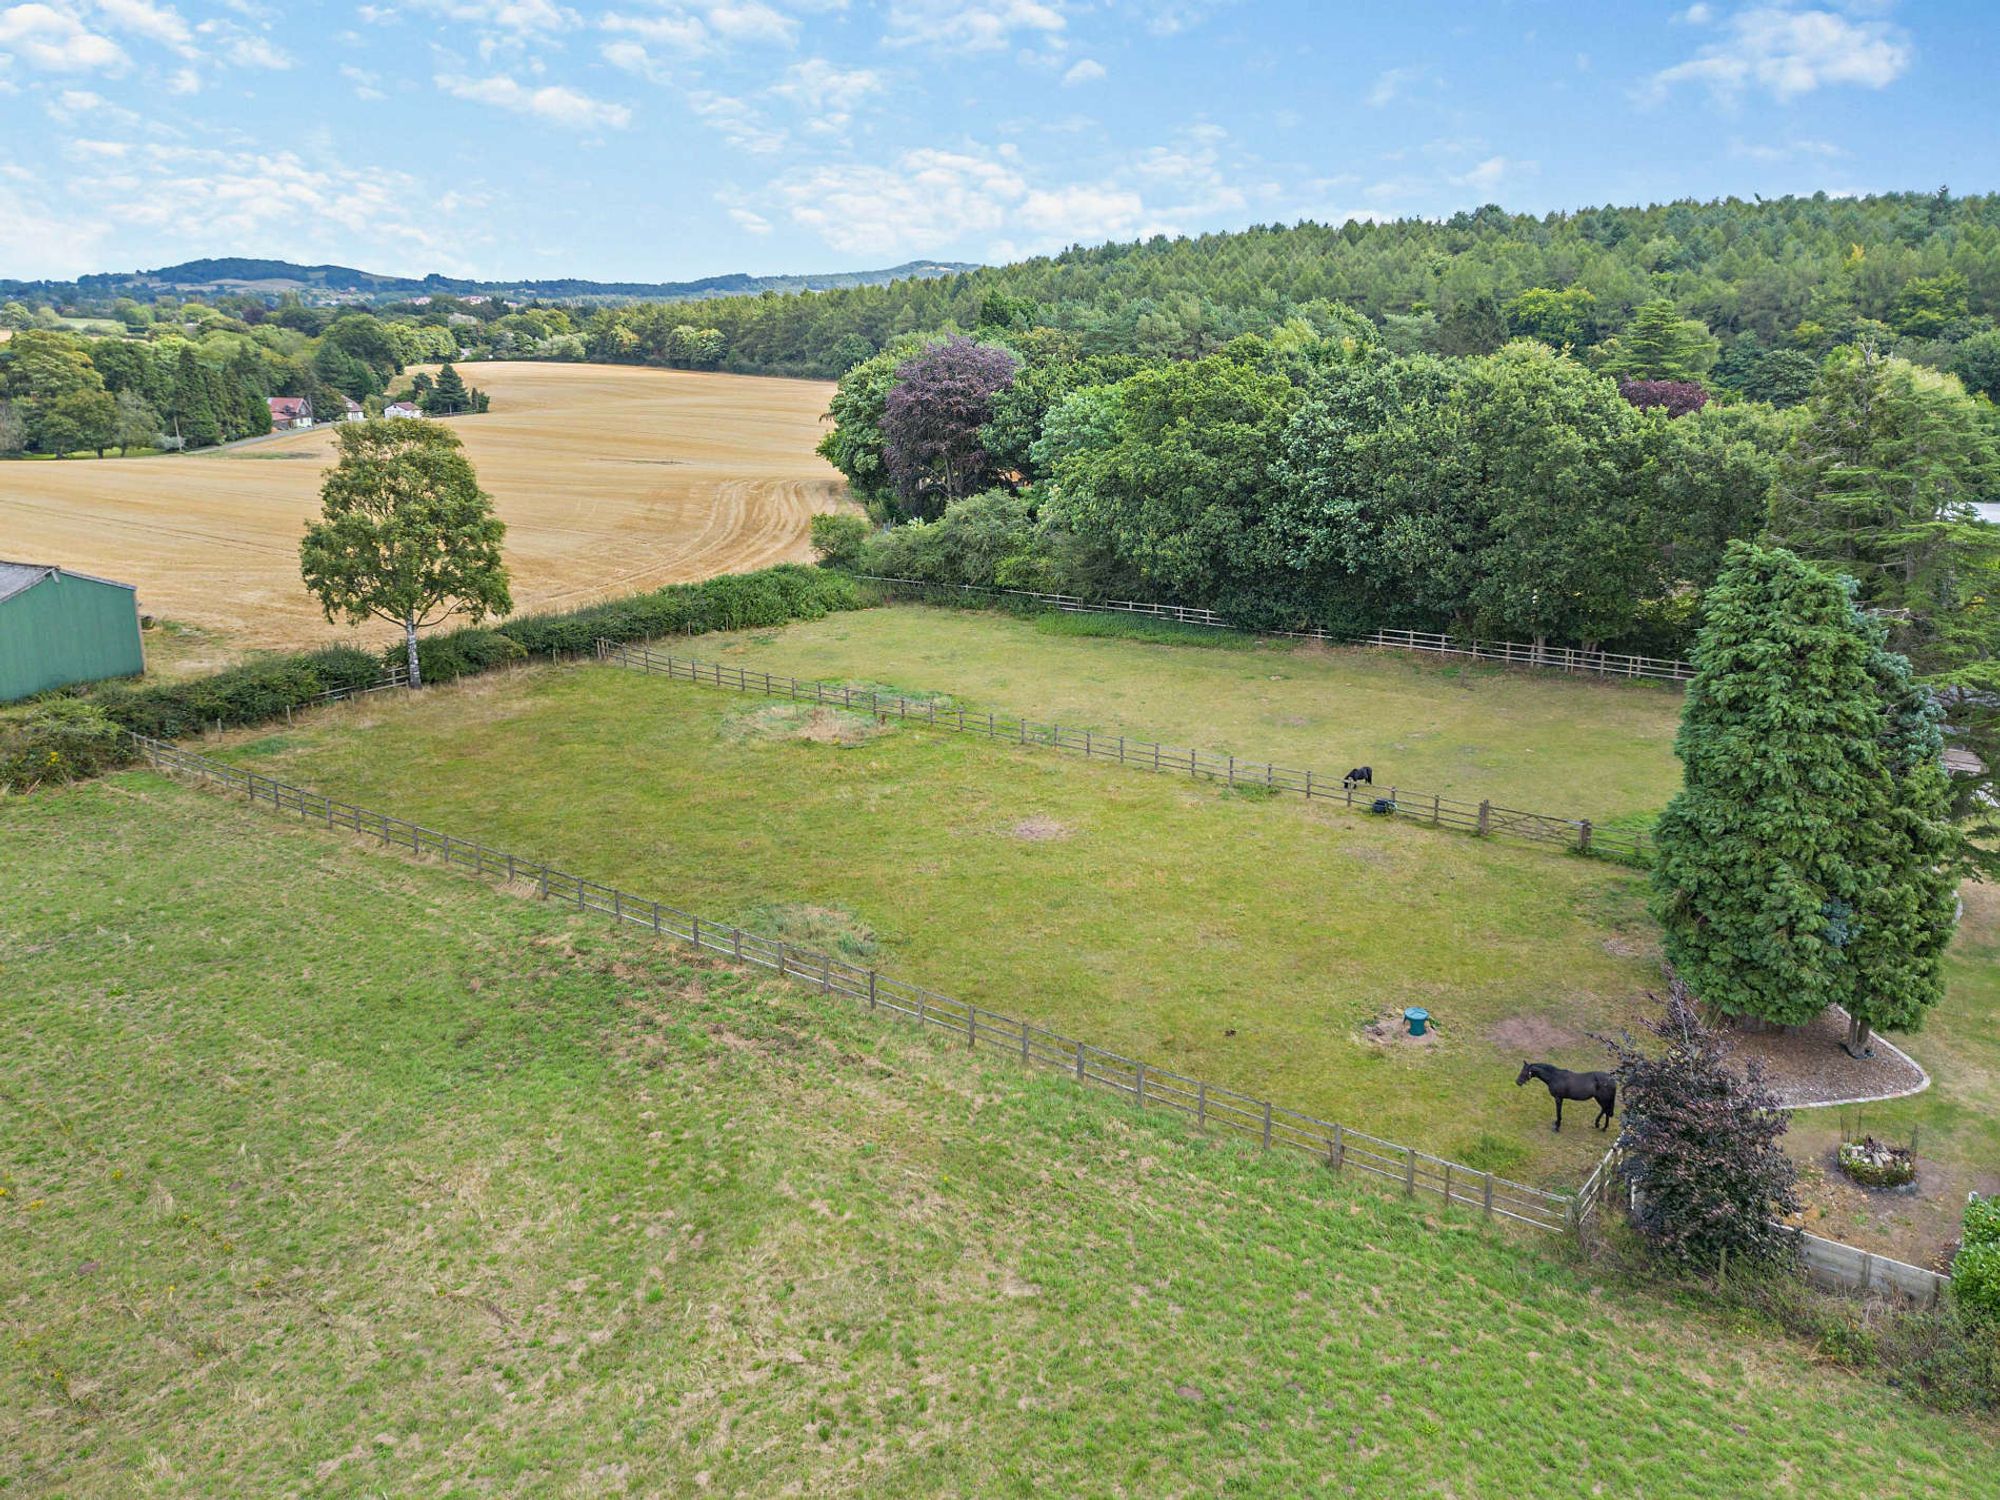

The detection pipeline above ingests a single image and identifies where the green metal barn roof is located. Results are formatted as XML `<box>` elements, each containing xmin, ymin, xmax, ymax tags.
<box><xmin>0</xmin><ymin>560</ymin><xmax>138</xmax><ymax>604</ymax></box>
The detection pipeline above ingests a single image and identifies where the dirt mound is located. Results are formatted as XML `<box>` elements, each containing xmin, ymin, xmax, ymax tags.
<box><xmin>1360</xmin><ymin>1009</ymin><xmax>1441</xmax><ymax>1049</ymax></box>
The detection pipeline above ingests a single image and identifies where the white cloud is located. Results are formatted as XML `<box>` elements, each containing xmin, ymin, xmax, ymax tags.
<box><xmin>419</xmin><ymin>0</ymin><xmax>577</xmax><ymax>35</ymax></box>
<box><xmin>772</xmin><ymin>142</ymin><xmax>1180</xmax><ymax>259</ymax></box>
<box><xmin>341</xmin><ymin>62</ymin><xmax>385</xmax><ymax>99</ymax></box>
<box><xmin>884</xmin><ymin>0</ymin><xmax>1065</xmax><ymax>54</ymax></box>
<box><xmin>1727</xmin><ymin>135</ymin><xmax>1844</xmax><ymax>163</ymax></box>
<box><xmin>1677</xmin><ymin>3</ymin><xmax>1713</xmax><ymax>23</ymax></box>
<box><xmin>46</xmin><ymin>85</ymin><xmax>135</xmax><ymax>122</ymax></box>
<box><xmin>436</xmin><ymin>71</ymin><xmax>631</xmax><ymax>129</ymax></box>
<box><xmin>36</xmin><ymin>144</ymin><xmax>479</xmax><ymax>277</ymax></box>
<box><xmin>728</xmin><ymin>205</ymin><xmax>771</xmax><ymax>233</ymax></box>
<box><xmin>706</xmin><ymin>0</ymin><xmax>795</xmax><ymax>45</ymax></box>
<box><xmin>1366</xmin><ymin>65</ymin><xmax>1422</xmax><ymax>108</ymax></box>
<box><xmin>196</xmin><ymin>19</ymin><xmax>290</xmax><ymax>69</ymax></box>
<box><xmin>768</xmin><ymin>56</ymin><xmax>879</xmax><ymax>129</ymax></box>
<box><xmin>1649</xmin><ymin>6</ymin><xmax>1911</xmax><ymax>102</ymax></box>
<box><xmin>93</xmin><ymin>0</ymin><xmax>192</xmax><ymax>53</ymax></box>
<box><xmin>1061</xmin><ymin>56</ymin><xmax>1103</xmax><ymax>85</ymax></box>
<box><xmin>0</xmin><ymin>4</ymin><xmax>127</xmax><ymax>71</ymax></box>
<box><xmin>772</xmin><ymin>57</ymin><xmax>880</xmax><ymax>109</ymax></box>
<box><xmin>600</xmin><ymin>9</ymin><xmax>708</xmax><ymax>52</ymax></box>
<box><xmin>1449</xmin><ymin>154</ymin><xmax>1535</xmax><ymax>192</ymax></box>
<box><xmin>0</xmin><ymin>176</ymin><xmax>108</xmax><ymax>275</ymax></box>
<box><xmin>687</xmin><ymin>89</ymin><xmax>786</xmax><ymax>151</ymax></box>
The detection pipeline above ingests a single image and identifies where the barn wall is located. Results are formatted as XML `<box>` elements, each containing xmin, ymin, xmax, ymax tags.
<box><xmin>0</xmin><ymin>574</ymin><xmax>144</xmax><ymax>702</ymax></box>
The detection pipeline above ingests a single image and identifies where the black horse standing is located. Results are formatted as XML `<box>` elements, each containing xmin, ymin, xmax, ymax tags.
<box><xmin>1516</xmin><ymin>1061</ymin><xmax>1616</xmax><ymax>1132</ymax></box>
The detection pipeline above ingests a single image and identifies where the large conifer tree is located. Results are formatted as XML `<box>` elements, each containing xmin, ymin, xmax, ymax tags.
<box><xmin>1650</xmin><ymin>542</ymin><xmax>1959</xmax><ymax>1042</ymax></box>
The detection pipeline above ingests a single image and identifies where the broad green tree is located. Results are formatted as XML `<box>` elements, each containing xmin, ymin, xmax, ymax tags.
<box><xmin>1040</xmin><ymin>356</ymin><xmax>1298</xmax><ymax>602</ymax></box>
<box><xmin>299</xmin><ymin>421</ymin><xmax>512</xmax><ymax>688</ymax></box>
<box><xmin>1269</xmin><ymin>352</ymin><xmax>1477</xmax><ymax>630</ymax></box>
<box><xmin>1461</xmin><ymin>342</ymin><xmax>1659</xmax><ymax>648</ymax></box>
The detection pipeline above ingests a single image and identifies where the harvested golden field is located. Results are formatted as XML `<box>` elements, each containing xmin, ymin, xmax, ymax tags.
<box><xmin>0</xmin><ymin>362</ymin><xmax>850</xmax><ymax>650</ymax></box>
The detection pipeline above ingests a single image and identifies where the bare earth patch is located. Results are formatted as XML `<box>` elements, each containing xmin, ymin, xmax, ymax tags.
<box><xmin>1009</xmin><ymin>815</ymin><xmax>1072</xmax><ymax>842</ymax></box>
<box><xmin>724</xmin><ymin>704</ymin><xmax>889</xmax><ymax>748</ymax></box>
<box><xmin>1486</xmin><ymin>1015</ymin><xmax>1588</xmax><ymax>1055</ymax></box>
<box><xmin>1361</xmin><ymin>1010</ymin><xmax>1441</xmax><ymax>1049</ymax></box>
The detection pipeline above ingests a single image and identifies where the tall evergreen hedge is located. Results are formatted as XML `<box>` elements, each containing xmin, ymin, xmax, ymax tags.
<box><xmin>1650</xmin><ymin>542</ymin><xmax>1961</xmax><ymax>1032</ymax></box>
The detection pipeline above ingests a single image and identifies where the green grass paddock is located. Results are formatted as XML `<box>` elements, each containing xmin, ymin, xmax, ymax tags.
<box><xmin>3</xmin><ymin>775</ymin><xmax>1993</xmax><ymax>1495</ymax></box>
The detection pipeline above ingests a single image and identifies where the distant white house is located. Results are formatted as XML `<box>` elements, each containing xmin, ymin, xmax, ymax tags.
<box><xmin>267</xmin><ymin>395</ymin><xmax>312</xmax><ymax>429</ymax></box>
<box><xmin>341</xmin><ymin>398</ymin><xmax>365</xmax><ymax>422</ymax></box>
<box><xmin>382</xmin><ymin>401</ymin><xmax>426</xmax><ymax>420</ymax></box>
<box><xmin>1974</xmin><ymin>501</ymin><xmax>2000</xmax><ymax>525</ymax></box>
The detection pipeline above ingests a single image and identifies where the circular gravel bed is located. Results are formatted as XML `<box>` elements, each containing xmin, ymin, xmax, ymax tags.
<box><xmin>1718</xmin><ymin>1007</ymin><xmax>1929</xmax><ymax>1109</ymax></box>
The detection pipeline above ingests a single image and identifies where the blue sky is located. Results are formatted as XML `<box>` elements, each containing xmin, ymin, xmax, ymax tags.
<box><xmin>1</xmin><ymin>1</ymin><xmax>1995</xmax><ymax>282</ymax></box>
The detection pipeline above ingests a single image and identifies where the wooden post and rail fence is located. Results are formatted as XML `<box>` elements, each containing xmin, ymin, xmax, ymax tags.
<box><xmin>127</xmin><ymin>730</ymin><xmax>1578</xmax><ymax>1236</ymax></box>
<box><xmin>594</xmin><ymin>639</ymin><xmax>1653</xmax><ymax>866</ymax></box>
<box><xmin>129</xmin><ymin>726</ymin><xmax>1950</xmax><ymax>1306</ymax></box>
<box><xmin>852</xmin><ymin>574</ymin><xmax>1697</xmax><ymax>684</ymax></box>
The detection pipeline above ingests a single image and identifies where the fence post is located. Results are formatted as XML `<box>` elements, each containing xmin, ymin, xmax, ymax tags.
<box><xmin>1304</xmin><ymin>769</ymin><xmax>1313</xmax><ymax>799</ymax></box>
<box><xmin>968</xmin><ymin>1006</ymin><xmax>977</xmax><ymax>1049</ymax></box>
<box><xmin>1076</xmin><ymin>1040</ymin><xmax>1085</xmax><ymax>1081</ymax></box>
<box><xmin>1404</xmin><ymin>1147</ymin><xmax>1416</xmax><ymax>1197</ymax></box>
<box><xmin>777</xmin><ymin>945</ymin><xmax>787</xmax><ymax>982</ymax></box>
<box><xmin>868</xmin><ymin>971</ymin><xmax>878</xmax><ymax>1012</ymax></box>
<box><xmin>1227</xmin><ymin>755</ymin><xmax>1235</xmax><ymax>787</ymax></box>
<box><xmin>1262</xmin><ymin>1100</ymin><xmax>1272</xmax><ymax>1149</ymax></box>
<box><xmin>1577</xmin><ymin>819</ymin><xmax>1593</xmax><ymax>855</ymax></box>
<box><xmin>538</xmin><ymin>864</ymin><xmax>549</xmax><ymax>900</ymax></box>
<box><xmin>1135</xmin><ymin>1061</ymin><xmax>1145</xmax><ymax>1109</ymax></box>
<box><xmin>1332</xmin><ymin>1123</ymin><xmax>1344</xmax><ymax>1170</ymax></box>
<box><xmin>1021</xmin><ymin>1021</ymin><xmax>1030</xmax><ymax>1065</ymax></box>
<box><xmin>613</xmin><ymin>888</ymin><xmax>621</xmax><ymax>922</ymax></box>
<box><xmin>1482</xmin><ymin>1174</ymin><xmax>1494</xmax><ymax>1220</ymax></box>
<box><xmin>1442</xmin><ymin>1161</ymin><xmax>1452</xmax><ymax>1207</ymax></box>
<box><xmin>1197</xmin><ymin>1080</ymin><xmax>1206</xmax><ymax>1129</ymax></box>
<box><xmin>1477</xmin><ymin>800</ymin><xmax>1491</xmax><ymax>836</ymax></box>
<box><xmin>1432</xmin><ymin>792</ymin><xmax>1440</xmax><ymax>826</ymax></box>
<box><xmin>822</xmin><ymin>952</ymin><xmax>833</xmax><ymax>994</ymax></box>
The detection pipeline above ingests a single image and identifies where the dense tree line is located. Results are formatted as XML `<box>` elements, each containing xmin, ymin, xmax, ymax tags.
<box><xmin>598</xmin><ymin>190</ymin><xmax>2000</xmax><ymax>390</ymax></box>
<box><xmin>816</xmin><ymin>312</ymin><xmax>2000</xmax><ymax>814</ymax></box>
<box><xmin>0</xmin><ymin>297</ymin><xmax>506</xmax><ymax>456</ymax></box>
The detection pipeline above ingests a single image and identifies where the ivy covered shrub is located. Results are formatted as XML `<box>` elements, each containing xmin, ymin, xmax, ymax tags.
<box><xmin>1957</xmin><ymin>1197</ymin><xmax>2000</xmax><ymax>1324</ymax></box>
<box><xmin>809</xmin><ymin>513</ymin><xmax>868</xmax><ymax>566</ymax></box>
<box><xmin>0</xmin><ymin>700</ymin><xmax>131</xmax><ymax>790</ymax></box>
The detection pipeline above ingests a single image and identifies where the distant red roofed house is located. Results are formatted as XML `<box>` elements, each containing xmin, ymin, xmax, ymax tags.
<box><xmin>341</xmin><ymin>398</ymin><xmax>365</xmax><ymax>422</ymax></box>
<box><xmin>382</xmin><ymin>401</ymin><xmax>425</xmax><ymax>419</ymax></box>
<box><xmin>267</xmin><ymin>396</ymin><xmax>313</xmax><ymax>429</ymax></box>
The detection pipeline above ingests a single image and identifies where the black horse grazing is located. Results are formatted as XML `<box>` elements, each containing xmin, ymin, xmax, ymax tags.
<box><xmin>1342</xmin><ymin>765</ymin><xmax>1373</xmax><ymax>789</ymax></box>
<box><xmin>1515</xmin><ymin>1061</ymin><xmax>1616</xmax><ymax>1133</ymax></box>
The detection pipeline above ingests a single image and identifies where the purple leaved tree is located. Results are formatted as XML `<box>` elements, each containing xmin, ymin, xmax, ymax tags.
<box><xmin>881</xmin><ymin>336</ymin><xmax>1021</xmax><ymax>518</ymax></box>
<box><xmin>1618</xmin><ymin>378</ymin><xmax>1710</xmax><ymax>419</ymax></box>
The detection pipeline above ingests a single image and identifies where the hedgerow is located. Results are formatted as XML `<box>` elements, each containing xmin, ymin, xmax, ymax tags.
<box><xmin>1</xmin><ymin>566</ymin><xmax>867</xmax><ymax>791</ymax></box>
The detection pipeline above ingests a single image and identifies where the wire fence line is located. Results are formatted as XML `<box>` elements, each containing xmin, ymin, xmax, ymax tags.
<box><xmin>596</xmin><ymin>640</ymin><xmax>1657</xmax><ymax>867</ymax></box>
<box><xmin>128</xmin><ymin>730</ymin><xmax>1578</xmax><ymax>1236</ymax></box>
<box><xmin>853</xmin><ymin>575</ymin><xmax>1697</xmax><ymax>684</ymax></box>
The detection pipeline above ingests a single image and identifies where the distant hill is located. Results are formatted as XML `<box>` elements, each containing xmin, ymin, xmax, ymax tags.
<box><xmin>1</xmin><ymin>256</ymin><xmax>979</xmax><ymax>307</ymax></box>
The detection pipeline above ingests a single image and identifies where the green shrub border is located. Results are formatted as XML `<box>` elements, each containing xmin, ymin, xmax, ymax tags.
<box><xmin>3</xmin><ymin>565</ymin><xmax>864</xmax><ymax>791</ymax></box>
